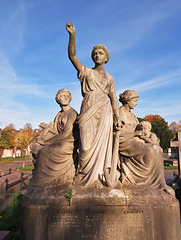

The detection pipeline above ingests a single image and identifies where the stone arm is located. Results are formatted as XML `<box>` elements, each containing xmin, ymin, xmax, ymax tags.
<box><xmin>139</xmin><ymin>135</ymin><xmax>153</xmax><ymax>144</ymax></box>
<box><xmin>66</xmin><ymin>22</ymin><xmax>83</xmax><ymax>73</ymax></box>
<box><xmin>45</xmin><ymin>111</ymin><xmax>77</xmax><ymax>145</ymax></box>
<box><xmin>118</xmin><ymin>109</ymin><xmax>143</xmax><ymax>142</ymax></box>
<box><xmin>108</xmin><ymin>76</ymin><xmax>120</xmax><ymax>127</ymax></box>
<box><xmin>119</xmin><ymin>129</ymin><xmax>135</xmax><ymax>142</ymax></box>
<box><xmin>140</xmin><ymin>133</ymin><xmax>160</xmax><ymax>145</ymax></box>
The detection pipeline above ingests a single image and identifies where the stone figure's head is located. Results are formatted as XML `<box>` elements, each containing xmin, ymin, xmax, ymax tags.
<box><xmin>91</xmin><ymin>44</ymin><xmax>109</xmax><ymax>64</ymax></box>
<box><xmin>55</xmin><ymin>89</ymin><xmax>72</xmax><ymax>106</ymax></box>
<box><xmin>136</xmin><ymin>121</ymin><xmax>152</xmax><ymax>135</ymax></box>
<box><xmin>119</xmin><ymin>90</ymin><xmax>139</xmax><ymax>109</ymax></box>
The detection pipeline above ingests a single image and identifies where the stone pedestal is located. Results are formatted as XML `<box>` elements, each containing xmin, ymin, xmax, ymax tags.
<box><xmin>21</xmin><ymin>184</ymin><xmax>181</xmax><ymax>240</ymax></box>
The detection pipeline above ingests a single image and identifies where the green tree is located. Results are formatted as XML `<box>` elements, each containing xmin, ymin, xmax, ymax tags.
<box><xmin>137</xmin><ymin>117</ymin><xmax>144</xmax><ymax>122</ymax></box>
<box><xmin>0</xmin><ymin>128</ymin><xmax>13</xmax><ymax>149</ymax></box>
<box><xmin>143</xmin><ymin>114</ymin><xmax>173</xmax><ymax>151</ymax></box>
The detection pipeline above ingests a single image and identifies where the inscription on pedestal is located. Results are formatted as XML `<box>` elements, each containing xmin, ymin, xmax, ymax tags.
<box><xmin>49</xmin><ymin>207</ymin><xmax>144</xmax><ymax>239</ymax></box>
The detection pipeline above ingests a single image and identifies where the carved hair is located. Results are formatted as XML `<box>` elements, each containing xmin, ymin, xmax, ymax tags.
<box><xmin>55</xmin><ymin>89</ymin><xmax>72</xmax><ymax>104</ymax></box>
<box><xmin>91</xmin><ymin>44</ymin><xmax>109</xmax><ymax>64</ymax></box>
<box><xmin>136</xmin><ymin>121</ymin><xmax>152</xmax><ymax>131</ymax></box>
<box><xmin>119</xmin><ymin>90</ymin><xmax>139</xmax><ymax>104</ymax></box>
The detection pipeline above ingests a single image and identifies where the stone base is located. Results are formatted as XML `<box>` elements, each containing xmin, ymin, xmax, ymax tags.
<box><xmin>21</xmin><ymin>183</ymin><xmax>181</xmax><ymax>240</ymax></box>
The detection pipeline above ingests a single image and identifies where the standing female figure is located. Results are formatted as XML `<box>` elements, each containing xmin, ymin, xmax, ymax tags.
<box><xmin>66</xmin><ymin>22</ymin><xmax>120</xmax><ymax>187</ymax></box>
<box><xmin>118</xmin><ymin>90</ymin><xmax>174</xmax><ymax>195</ymax></box>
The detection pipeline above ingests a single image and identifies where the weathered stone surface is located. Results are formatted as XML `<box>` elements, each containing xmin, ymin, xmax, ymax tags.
<box><xmin>0</xmin><ymin>231</ymin><xmax>10</xmax><ymax>240</ymax></box>
<box><xmin>21</xmin><ymin>185</ymin><xmax>181</xmax><ymax>240</ymax></box>
<box><xmin>66</xmin><ymin>22</ymin><xmax>120</xmax><ymax>188</ymax></box>
<box><xmin>0</xmin><ymin>194</ymin><xmax>14</xmax><ymax>212</ymax></box>
<box><xmin>118</xmin><ymin>90</ymin><xmax>174</xmax><ymax>195</ymax></box>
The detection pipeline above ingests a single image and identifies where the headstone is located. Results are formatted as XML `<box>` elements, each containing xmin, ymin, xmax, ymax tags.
<box><xmin>170</xmin><ymin>132</ymin><xmax>181</xmax><ymax>175</ymax></box>
<box><xmin>15</xmin><ymin>150</ymin><xmax>21</xmax><ymax>157</ymax></box>
<box><xmin>2</xmin><ymin>149</ymin><xmax>13</xmax><ymax>158</ymax></box>
<box><xmin>25</xmin><ymin>146</ymin><xmax>31</xmax><ymax>156</ymax></box>
<box><xmin>168</xmin><ymin>148</ymin><xmax>171</xmax><ymax>157</ymax></box>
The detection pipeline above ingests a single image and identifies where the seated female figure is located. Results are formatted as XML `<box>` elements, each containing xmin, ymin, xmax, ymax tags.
<box><xmin>30</xmin><ymin>89</ymin><xmax>78</xmax><ymax>187</ymax></box>
<box><xmin>118</xmin><ymin>90</ymin><xmax>174</xmax><ymax>195</ymax></box>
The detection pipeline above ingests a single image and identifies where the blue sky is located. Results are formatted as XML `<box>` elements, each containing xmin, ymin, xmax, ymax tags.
<box><xmin>0</xmin><ymin>0</ymin><xmax>181</xmax><ymax>129</ymax></box>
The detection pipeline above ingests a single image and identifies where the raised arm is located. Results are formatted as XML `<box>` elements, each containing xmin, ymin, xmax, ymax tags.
<box><xmin>66</xmin><ymin>22</ymin><xmax>82</xmax><ymax>72</ymax></box>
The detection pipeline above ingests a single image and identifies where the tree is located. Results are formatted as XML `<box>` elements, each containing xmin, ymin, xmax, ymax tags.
<box><xmin>0</xmin><ymin>123</ymin><xmax>42</xmax><ymax>150</ymax></box>
<box><xmin>169</xmin><ymin>120</ymin><xmax>181</xmax><ymax>137</ymax></box>
<box><xmin>143</xmin><ymin>114</ymin><xmax>173</xmax><ymax>151</ymax></box>
<box><xmin>4</xmin><ymin>124</ymin><xmax>16</xmax><ymax>148</ymax></box>
<box><xmin>15</xmin><ymin>124</ymin><xmax>37</xmax><ymax>149</ymax></box>
<box><xmin>0</xmin><ymin>124</ymin><xmax>16</xmax><ymax>149</ymax></box>
<box><xmin>169</xmin><ymin>121</ymin><xmax>177</xmax><ymax>135</ymax></box>
<box><xmin>0</xmin><ymin>129</ymin><xmax>13</xmax><ymax>149</ymax></box>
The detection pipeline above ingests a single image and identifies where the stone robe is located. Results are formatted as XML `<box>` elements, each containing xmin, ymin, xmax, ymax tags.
<box><xmin>74</xmin><ymin>66</ymin><xmax>114</xmax><ymax>186</ymax></box>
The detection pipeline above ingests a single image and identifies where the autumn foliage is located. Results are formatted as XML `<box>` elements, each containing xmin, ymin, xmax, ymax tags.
<box><xmin>144</xmin><ymin>114</ymin><xmax>164</xmax><ymax>123</ymax></box>
<box><xmin>169</xmin><ymin>120</ymin><xmax>181</xmax><ymax>136</ymax></box>
<box><xmin>0</xmin><ymin>123</ymin><xmax>40</xmax><ymax>150</ymax></box>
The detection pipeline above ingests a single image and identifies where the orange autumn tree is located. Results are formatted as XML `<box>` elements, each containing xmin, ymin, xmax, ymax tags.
<box><xmin>144</xmin><ymin>114</ymin><xmax>163</xmax><ymax>123</ymax></box>
<box><xmin>16</xmin><ymin>123</ymin><xmax>38</xmax><ymax>149</ymax></box>
<box><xmin>139</xmin><ymin>114</ymin><xmax>173</xmax><ymax>151</ymax></box>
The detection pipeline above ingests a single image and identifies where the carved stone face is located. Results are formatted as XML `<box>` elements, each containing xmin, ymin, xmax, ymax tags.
<box><xmin>92</xmin><ymin>49</ymin><xmax>107</xmax><ymax>65</ymax></box>
<box><xmin>57</xmin><ymin>91</ymin><xmax>71</xmax><ymax>106</ymax></box>
<box><xmin>143</xmin><ymin>125</ymin><xmax>151</xmax><ymax>135</ymax></box>
<box><xmin>127</xmin><ymin>97</ymin><xmax>138</xmax><ymax>109</ymax></box>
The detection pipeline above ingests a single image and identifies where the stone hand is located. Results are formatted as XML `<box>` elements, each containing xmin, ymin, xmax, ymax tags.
<box><xmin>134</xmin><ymin>131</ymin><xmax>144</xmax><ymax>137</ymax></box>
<box><xmin>66</xmin><ymin>22</ymin><xmax>75</xmax><ymax>35</ymax></box>
<box><xmin>115</xmin><ymin>119</ymin><xmax>122</xmax><ymax>131</ymax></box>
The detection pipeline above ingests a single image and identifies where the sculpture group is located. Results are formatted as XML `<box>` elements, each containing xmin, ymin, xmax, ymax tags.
<box><xmin>30</xmin><ymin>22</ymin><xmax>174</xmax><ymax>195</ymax></box>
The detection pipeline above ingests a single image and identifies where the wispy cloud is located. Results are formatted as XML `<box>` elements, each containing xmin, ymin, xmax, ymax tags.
<box><xmin>116</xmin><ymin>69</ymin><xmax>181</xmax><ymax>94</ymax></box>
<box><xmin>1</xmin><ymin>0</ymin><xmax>181</xmax><ymax>129</ymax></box>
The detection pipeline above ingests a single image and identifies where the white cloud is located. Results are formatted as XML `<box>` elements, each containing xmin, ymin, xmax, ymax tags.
<box><xmin>116</xmin><ymin>69</ymin><xmax>181</xmax><ymax>94</ymax></box>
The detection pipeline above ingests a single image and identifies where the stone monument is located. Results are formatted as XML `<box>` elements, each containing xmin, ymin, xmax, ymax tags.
<box><xmin>170</xmin><ymin>132</ymin><xmax>181</xmax><ymax>176</ymax></box>
<box><xmin>21</xmin><ymin>23</ymin><xmax>181</xmax><ymax>240</ymax></box>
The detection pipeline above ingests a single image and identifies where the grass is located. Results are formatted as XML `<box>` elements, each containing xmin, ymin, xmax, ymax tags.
<box><xmin>66</xmin><ymin>188</ymin><xmax>73</xmax><ymax>206</ymax></box>
<box><xmin>0</xmin><ymin>193</ymin><xmax>22</xmax><ymax>239</ymax></box>
<box><xmin>164</xmin><ymin>165</ymin><xmax>178</xmax><ymax>170</ymax></box>
<box><xmin>18</xmin><ymin>164</ymin><xmax>34</xmax><ymax>171</ymax></box>
<box><xmin>0</xmin><ymin>156</ymin><xmax>32</xmax><ymax>165</ymax></box>
<box><xmin>164</xmin><ymin>162</ymin><xmax>178</xmax><ymax>170</ymax></box>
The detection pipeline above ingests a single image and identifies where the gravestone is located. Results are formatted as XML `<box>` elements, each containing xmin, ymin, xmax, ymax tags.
<box><xmin>2</xmin><ymin>149</ymin><xmax>13</xmax><ymax>158</ymax></box>
<box><xmin>25</xmin><ymin>146</ymin><xmax>31</xmax><ymax>156</ymax></box>
<box><xmin>170</xmin><ymin>132</ymin><xmax>181</xmax><ymax>175</ymax></box>
<box><xmin>0</xmin><ymin>180</ymin><xmax>13</xmax><ymax>212</ymax></box>
<box><xmin>15</xmin><ymin>150</ymin><xmax>21</xmax><ymax>157</ymax></box>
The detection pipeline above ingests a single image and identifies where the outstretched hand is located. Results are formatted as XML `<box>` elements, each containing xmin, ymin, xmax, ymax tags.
<box><xmin>66</xmin><ymin>22</ymin><xmax>75</xmax><ymax>35</ymax></box>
